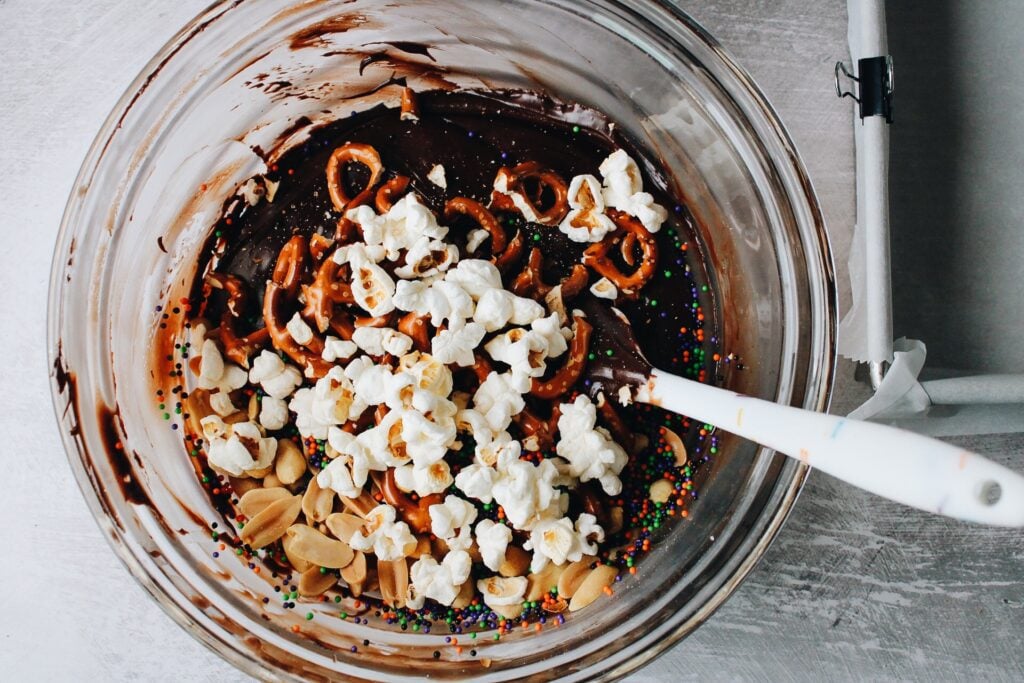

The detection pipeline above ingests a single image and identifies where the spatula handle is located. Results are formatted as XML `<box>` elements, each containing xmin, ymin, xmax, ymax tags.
<box><xmin>646</xmin><ymin>369</ymin><xmax>1024</xmax><ymax>526</ymax></box>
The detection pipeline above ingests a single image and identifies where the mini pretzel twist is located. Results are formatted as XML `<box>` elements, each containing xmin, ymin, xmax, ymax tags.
<box><xmin>582</xmin><ymin>210</ymin><xmax>658</xmax><ymax>295</ymax></box>
<box><xmin>490</xmin><ymin>162</ymin><xmax>569</xmax><ymax>226</ymax></box>
<box><xmin>512</xmin><ymin>247</ymin><xmax>589</xmax><ymax>303</ymax></box>
<box><xmin>205</xmin><ymin>273</ymin><xmax>270</xmax><ymax>367</ymax></box>
<box><xmin>595</xmin><ymin>391</ymin><xmax>637</xmax><ymax>454</ymax></box>
<box><xmin>530</xmin><ymin>314</ymin><xmax>592</xmax><ymax>399</ymax></box>
<box><xmin>379</xmin><ymin>468</ymin><xmax>442</xmax><ymax>535</ymax></box>
<box><xmin>445</xmin><ymin>197</ymin><xmax>507</xmax><ymax>254</ymax></box>
<box><xmin>492</xmin><ymin>229</ymin><xmax>525</xmax><ymax>273</ymax></box>
<box><xmin>375</xmin><ymin>175</ymin><xmax>411</xmax><ymax>214</ymax></box>
<box><xmin>398</xmin><ymin>312</ymin><xmax>432</xmax><ymax>352</ymax></box>
<box><xmin>263</xmin><ymin>235</ymin><xmax>333</xmax><ymax>377</ymax></box>
<box><xmin>326</xmin><ymin>142</ymin><xmax>384</xmax><ymax>212</ymax></box>
<box><xmin>301</xmin><ymin>255</ymin><xmax>356</xmax><ymax>333</ymax></box>
<box><xmin>515</xmin><ymin>405</ymin><xmax>561</xmax><ymax>452</ymax></box>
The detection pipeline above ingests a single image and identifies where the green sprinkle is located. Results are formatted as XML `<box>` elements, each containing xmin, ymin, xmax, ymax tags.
<box><xmin>663</xmin><ymin>270</ymin><xmax>672</xmax><ymax>278</ymax></box>
<box><xmin>587</xmin><ymin>352</ymin><xmax>596</xmax><ymax>360</ymax></box>
<box><xmin>306</xmin><ymin>612</ymin><xmax>314</xmax><ymax>621</ymax></box>
<box><xmin>572</xmin><ymin>125</ymin><xmax>580</xmax><ymax>133</ymax></box>
<box><xmin>335</xmin><ymin>596</ymin><xmax>342</xmax><ymax>603</ymax></box>
<box><xmin>605</xmin><ymin>349</ymin><xmax>614</xmax><ymax>356</ymax></box>
<box><xmin>649</xmin><ymin>299</ymin><xmax>658</xmax><ymax>306</ymax></box>
<box><xmin>493</xmin><ymin>633</ymin><xmax>501</xmax><ymax>641</ymax></box>
<box><xmin>532</xmin><ymin>233</ymin><xmax>541</xmax><ymax>242</ymax></box>
<box><xmin>162</xmin><ymin>413</ymin><xmax>171</xmax><ymax>420</ymax></box>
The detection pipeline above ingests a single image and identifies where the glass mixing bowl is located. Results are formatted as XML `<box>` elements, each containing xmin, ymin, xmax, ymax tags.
<box><xmin>48</xmin><ymin>1</ymin><xmax>835</xmax><ymax>680</ymax></box>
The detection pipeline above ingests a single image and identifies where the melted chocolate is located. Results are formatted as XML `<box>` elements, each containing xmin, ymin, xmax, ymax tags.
<box><xmin>195</xmin><ymin>89</ymin><xmax>717</xmax><ymax>384</ymax></box>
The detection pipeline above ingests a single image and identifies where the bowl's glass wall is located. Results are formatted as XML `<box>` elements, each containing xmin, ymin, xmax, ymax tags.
<box><xmin>49</xmin><ymin>1</ymin><xmax>834</xmax><ymax>680</ymax></box>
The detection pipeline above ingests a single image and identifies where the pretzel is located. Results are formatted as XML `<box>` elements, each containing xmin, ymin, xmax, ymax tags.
<box><xmin>326</xmin><ymin>142</ymin><xmax>384</xmax><ymax>212</ymax></box>
<box><xmin>205</xmin><ymin>273</ymin><xmax>269</xmax><ymax>367</ymax></box>
<box><xmin>530</xmin><ymin>314</ymin><xmax>592</xmax><ymax>399</ymax></box>
<box><xmin>512</xmin><ymin>248</ymin><xmax>589</xmax><ymax>303</ymax></box>
<box><xmin>263</xmin><ymin>236</ymin><xmax>332</xmax><ymax>377</ymax></box>
<box><xmin>397</xmin><ymin>312</ymin><xmax>431</xmax><ymax>352</ymax></box>
<box><xmin>301</xmin><ymin>255</ymin><xmax>356</xmax><ymax>333</ymax></box>
<box><xmin>378</xmin><ymin>468</ymin><xmax>441</xmax><ymax>535</ymax></box>
<box><xmin>308</xmin><ymin>233</ymin><xmax>334</xmax><ymax>263</ymax></box>
<box><xmin>582</xmin><ymin>210</ymin><xmax>658</xmax><ymax>295</ymax></box>
<box><xmin>354</xmin><ymin>312</ymin><xmax>397</xmax><ymax>329</ymax></box>
<box><xmin>334</xmin><ymin>216</ymin><xmax>361</xmax><ymax>245</ymax></box>
<box><xmin>492</xmin><ymin>229</ymin><xmax>525</xmax><ymax>273</ymax></box>
<box><xmin>375</xmin><ymin>175</ymin><xmax>410</xmax><ymax>214</ymax></box>
<box><xmin>515</xmin><ymin>404</ymin><xmax>561</xmax><ymax>452</ymax></box>
<box><xmin>595</xmin><ymin>391</ymin><xmax>637</xmax><ymax>454</ymax></box>
<box><xmin>445</xmin><ymin>197</ymin><xmax>507</xmax><ymax>253</ymax></box>
<box><xmin>400</xmin><ymin>87</ymin><xmax>420</xmax><ymax>122</ymax></box>
<box><xmin>490</xmin><ymin>162</ymin><xmax>569</xmax><ymax>226</ymax></box>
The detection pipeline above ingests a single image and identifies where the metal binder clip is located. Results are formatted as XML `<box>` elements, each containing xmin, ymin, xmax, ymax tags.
<box><xmin>834</xmin><ymin>56</ymin><xmax>894</xmax><ymax>123</ymax></box>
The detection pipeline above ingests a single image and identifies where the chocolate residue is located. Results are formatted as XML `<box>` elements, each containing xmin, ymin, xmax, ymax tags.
<box><xmin>98</xmin><ymin>405</ymin><xmax>153</xmax><ymax>507</ymax></box>
<box><xmin>382</xmin><ymin>41</ymin><xmax>436</xmax><ymax>61</ymax></box>
<box><xmin>289</xmin><ymin>13</ymin><xmax>368</xmax><ymax>50</ymax></box>
<box><xmin>157</xmin><ymin>235</ymin><xmax>167</xmax><ymax>253</ymax></box>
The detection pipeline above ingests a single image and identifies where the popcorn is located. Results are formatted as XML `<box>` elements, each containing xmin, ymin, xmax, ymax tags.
<box><xmin>530</xmin><ymin>312</ymin><xmax>569</xmax><ymax>359</ymax></box>
<box><xmin>196</xmin><ymin>340</ymin><xmax>248</xmax><ymax>415</ymax></box>
<box><xmin>286</xmin><ymin>313</ymin><xmax>315</xmax><ymax>346</ymax></box>
<box><xmin>556</xmin><ymin>395</ymin><xmax>629</xmax><ymax>495</ymax></box>
<box><xmin>351</xmin><ymin>326</ymin><xmax>414</xmax><ymax>357</ymax></box>
<box><xmin>318</xmin><ymin>426</ymin><xmax>387</xmax><ymax>496</ymax></box>
<box><xmin>206</xmin><ymin>421</ymin><xmax>277</xmax><ymax>477</ymax></box>
<box><xmin>444</xmin><ymin>259</ymin><xmax>503</xmax><ymax>300</ymax></box>
<box><xmin>475</xmin><ymin>519</ymin><xmax>512</xmax><ymax>572</ymax></box>
<box><xmin>394</xmin><ymin>278</ymin><xmax>473</xmax><ymax>327</ymax></box>
<box><xmin>473</xmin><ymin>288</ymin><xmax>544</xmax><ymax>332</ymax></box>
<box><xmin>472</xmin><ymin>371</ymin><xmax>527</xmax><ymax>433</ymax></box>
<box><xmin>199</xmin><ymin>415</ymin><xmax>228</xmax><ymax>441</ymax></box>
<box><xmin>248</xmin><ymin>350</ymin><xmax>303</xmax><ymax>399</ymax></box>
<box><xmin>408</xmin><ymin>550</ymin><xmax>472</xmax><ymax>607</ymax></box>
<box><xmin>428</xmin><ymin>496</ymin><xmax>478</xmax><ymax>551</ymax></box>
<box><xmin>491</xmin><ymin>449</ymin><xmax>563</xmax><ymax>530</ymax></box>
<box><xmin>478</xmin><ymin>575</ymin><xmax>528</xmax><ymax>611</ymax></box>
<box><xmin>559</xmin><ymin>174</ymin><xmax>616</xmax><ymax>243</ymax></box>
<box><xmin>598</xmin><ymin>149</ymin><xmax>667</xmax><ymax>234</ymax></box>
<box><xmin>288</xmin><ymin>367</ymin><xmax>365</xmax><ymax>439</ymax></box>
<box><xmin>346</xmin><ymin>194</ymin><xmax>448</xmax><ymax>261</ymax></box>
<box><xmin>322</xmin><ymin>336</ymin><xmax>358</xmax><ymax>362</ymax></box>
<box><xmin>465</xmin><ymin>228</ymin><xmax>489</xmax><ymax>254</ymax></box>
<box><xmin>454</xmin><ymin>463</ymin><xmax>497</xmax><ymax>504</ymax></box>
<box><xmin>427</xmin><ymin>163</ymin><xmax>448</xmax><ymax>188</ymax></box>
<box><xmin>524</xmin><ymin>513</ymin><xmax>604</xmax><ymax>571</ymax></box>
<box><xmin>258</xmin><ymin>396</ymin><xmax>289</xmax><ymax>431</ymax></box>
<box><xmin>393</xmin><ymin>460</ymin><xmax>454</xmax><ymax>496</ymax></box>
<box><xmin>485</xmin><ymin>328</ymin><xmax>550</xmax><ymax>381</ymax></box>
<box><xmin>396</xmin><ymin>409</ymin><xmax>456</xmax><ymax>465</ymax></box>
<box><xmin>395</xmin><ymin>237</ymin><xmax>459</xmax><ymax>279</ymax></box>
<box><xmin>348</xmin><ymin>504</ymin><xmax>417</xmax><ymax>561</ymax></box>
<box><xmin>590</xmin><ymin>277</ymin><xmax>618</xmax><ymax>300</ymax></box>
<box><xmin>398</xmin><ymin>352</ymin><xmax>453</xmax><ymax>398</ymax></box>
<box><xmin>432</xmin><ymin>321</ymin><xmax>486</xmax><ymax>367</ymax></box>
<box><xmin>350</xmin><ymin>256</ymin><xmax>397</xmax><ymax>317</ymax></box>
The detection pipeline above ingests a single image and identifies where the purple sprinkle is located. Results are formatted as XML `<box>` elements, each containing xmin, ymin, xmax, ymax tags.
<box><xmin>351</xmin><ymin>646</ymin><xmax>358</xmax><ymax>653</ymax></box>
<box><xmin>500</xmin><ymin>151</ymin><xmax>508</xmax><ymax>159</ymax></box>
<box><xmin>262</xmin><ymin>597</ymin><xmax>269</xmax><ymax>604</ymax></box>
<box><xmin>674</xmin><ymin>205</ymin><xmax>683</xmax><ymax>214</ymax></box>
<box><xmin>468</xmin><ymin>131</ymin><xmax>476</xmax><ymax>138</ymax></box>
<box><xmin>171</xmin><ymin>423</ymin><xmax>178</xmax><ymax>430</ymax></box>
<box><xmin>212</xmin><ymin>552</ymin><xmax>219</xmax><ymax>558</ymax></box>
<box><xmin>156</xmin><ymin>305</ymin><xmax>163</xmax><ymax>311</ymax></box>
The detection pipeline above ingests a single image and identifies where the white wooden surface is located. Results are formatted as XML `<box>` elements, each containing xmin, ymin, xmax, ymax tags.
<box><xmin>1</xmin><ymin>1</ymin><xmax>1021</xmax><ymax>680</ymax></box>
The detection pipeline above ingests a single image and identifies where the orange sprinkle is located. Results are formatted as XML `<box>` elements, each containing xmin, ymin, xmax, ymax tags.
<box><xmin>291</xmin><ymin>625</ymin><xmax>301</xmax><ymax>633</ymax></box>
<box><xmin>454</xmin><ymin>646</ymin><xmax>463</xmax><ymax>655</ymax></box>
<box><xmin>535</xmin><ymin>623</ymin><xmax>543</xmax><ymax>633</ymax></box>
<box><xmin>253</xmin><ymin>566</ymin><xmax>261</xmax><ymax>574</ymax></box>
<box><xmin>603</xmin><ymin>586</ymin><xmax>613</xmax><ymax>596</ymax></box>
<box><xmin>199</xmin><ymin>183</ymin><xmax>208</xmax><ymax>192</ymax></box>
<box><xmin>681</xmin><ymin>510</ymin><xmax>689</xmax><ymax>518</ymax></box>
<box><xmin>354</xmin><ymin>600</ymin><xmax>363</xmax><ymax>608</ymax></box>
<box><xmin>629</xmin><ymin>566</ymin><xmax>637</xmax><ymax>575</ymax></box>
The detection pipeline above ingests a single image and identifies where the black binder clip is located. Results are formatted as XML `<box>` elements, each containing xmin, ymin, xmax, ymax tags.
<box><xmin>835</xmin><ymin>56</ymin><xmax>894</xmax><ymax>123</ymax></box>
